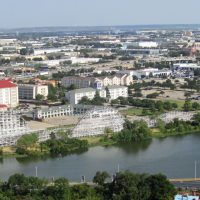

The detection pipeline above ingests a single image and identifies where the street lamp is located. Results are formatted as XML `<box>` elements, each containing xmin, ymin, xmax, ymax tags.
<box><xmin>35</xmin><ymin>166</ymin><xmax>38</xmax><ymax>177</ymax></box>
<box><xmin>195</xmin><ymin>161</ymin><xmax>199</xmax><ymax>180</ymax></box>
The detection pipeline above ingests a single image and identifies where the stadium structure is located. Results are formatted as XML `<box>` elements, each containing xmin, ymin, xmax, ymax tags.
<box><xmin>71</xmin><ymin>106</ymin><xmax>124</xmax><ymax>137</ymax></box>
<box><xmin>0</xmin><ymin>110</ymin><xmax>56</xmax><ymax>146</ymax></box>
<box><xmin>0</xmin><ymin>106</ymin><xmax>125</xmax><ymax>146</ymax></box>
<box><xmin>0</xmin><ymin>111</ymin><xmax>29</xmax><ymax>146</ymax></box>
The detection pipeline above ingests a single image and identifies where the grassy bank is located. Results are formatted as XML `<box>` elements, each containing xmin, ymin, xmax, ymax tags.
<box><xmin>1</xmin><ymin>128</ymin><xmax>200</xmax><ymax>158</ymax></box>
<box><xmin>85</xmin><ymin>128</ymin><xmax>200</xmax><ymax>147</ymax></box>
<box><xmin>151</xmin><ymin>128</ymin><xmax>200</xmax><ymax>138</ymax></box>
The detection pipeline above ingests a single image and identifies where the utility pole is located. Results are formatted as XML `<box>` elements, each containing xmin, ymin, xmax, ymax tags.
<box><xmin>117</xmin><ymin>163</ymin><xmax>120</xmax><ymax>173</ymax></box>
<box><xmin>194</xmin><ymin>161</ymin><xmax>199</xmax><ymax>180</ymax></box>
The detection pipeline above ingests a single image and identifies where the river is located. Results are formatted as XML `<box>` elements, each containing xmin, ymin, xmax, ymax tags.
<box><xmin>0</xmin><ymin>133</ymin><xmax>200</xmax><ymax>181</ymax></box>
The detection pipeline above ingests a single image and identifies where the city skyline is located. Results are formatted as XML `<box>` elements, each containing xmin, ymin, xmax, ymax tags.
<box><xmin>1</xmin><ymin>0</ymin><xmax>200</xmax><ymax>28</ymax></box>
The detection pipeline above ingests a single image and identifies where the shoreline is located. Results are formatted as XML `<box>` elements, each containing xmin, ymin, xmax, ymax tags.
<box><xmin>1</xmin><ymin>129</ymin><xmax>200</xmax><ymax>159</ymax></box>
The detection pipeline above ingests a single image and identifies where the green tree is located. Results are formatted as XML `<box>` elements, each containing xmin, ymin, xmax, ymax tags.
<box><xmin>36</xmin><ymin>94</ymin><xmax>45</xmax><ymax>101</ymax></box>
<box><xmin>48</xmin><ymin>84</ymin><xmax>58</xmax><ymax>101</ymax></box>
<box><xmin>93</xmin><ymin>171</ymin><xmax>110</xmax><ymax>185</ymax></box>
<box><xmin>157</xmin><ymin>119</ymin><xmax>166</xmax><ymax>134</ymax></box>
<box><xmin>147</xmin><ymin>174</ymin><xmax>176</xmax><ymax>200</ymax></box>
<box><xmin>79</xmin><ymin>96</ymin><xmax>91</xmax><ymax>105</ymax></box>
<box><xmin>109</xmin><ymin>172</ymin><xmax>150</xmax><ymax>200</ymax></box>
<box><xmin>183</xmin><ymin>99</ymin><xmax>192</xmax><ymax>111</ymax></box>
<box><xmin>192</xmin><ymin>102</ymin><xmax>200</xmax><ymax>110</ymax></box>
<box><xmin>20</xmin><ymin>48</ymin><xmax>28</xmax><ymax>55</ymax></box>
<box><xmin>0</xmin><ymin>148</ymin><xmax>3</xmax><ymax>156</ymax></box>
<box><xmin>17</xmin><ymin>133</ymin><xmax>38</xmax><ymax>150</ymax></box>
<box><xmin>91</xmin><ymin>91</ymin><xmax>106</xmax><ymax>105</ymax></box>
<box><xmin>44</xmin><ymin>178</ymin><xmax>70</xmax><ymax>200</ymax></box>
<box><xmin>68</xmin><ymin>84</ymin><xmax>77</xmax><ymax>91</ymax></box>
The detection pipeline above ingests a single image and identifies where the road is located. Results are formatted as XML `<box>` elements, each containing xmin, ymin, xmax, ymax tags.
<box><xmin>171</xmin><ymin>180</ymin><xmax>200</xmax><ymax>189</ymax></box>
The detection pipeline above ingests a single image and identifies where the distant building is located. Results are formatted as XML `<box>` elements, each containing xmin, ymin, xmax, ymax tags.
<box><xmin>151</xmin><ymin>69</ymin><xmax>172</xmax><ymax>77</ymax></box>
<box><xmin>173</xmin><ymin>63</ymin><xmax>200</xmax><ymax>70</ymax></box>
<box><xmin>0</xmin><ymin>39</ymin><xmax>17</xmax><ymax>45</ymax></box>
<box><xmin>34</xmin><ymin>48</ymin><xmax>68</xmax><ymax>56</ymax></box>
<box><xmin>70</xmin><ymin>57</ymin><xmax>100</xmax><ymax>64</ymax></box>
<box><xmin>122</xmin><ymin>41</ymin><xmax>158</xmax><ymax>49</ymax></box>
<box><xmin>0</xmin><ymin>80</ymin><xmax>19</xmax><ymax>108</ymax></box>
<box><xmin>61</xmin><ymin>76</ymin><xmax>93</xmax><ymax>89</ymax></box>
<box><xmin>18</xmin><ymin>84</ymin><xmax>48</xmax><ymax>100</ymax></box>
<box><xmin>132</xmin><ymin>68</ymin><xmax>171</xmax><ymax>78</ymax></box>
<box><xmin>61</xmin><ymin>74</ymin><xmax>133</xmax><ymax>89</ymax></box>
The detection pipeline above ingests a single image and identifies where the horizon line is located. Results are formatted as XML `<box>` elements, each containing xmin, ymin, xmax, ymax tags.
<box><xmin>1</xmin><ymin>23</ymin><xmax>200</xmax><ymax>30</ymax></box>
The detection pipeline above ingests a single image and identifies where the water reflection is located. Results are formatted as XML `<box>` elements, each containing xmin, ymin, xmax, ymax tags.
<box><xmin>113</xmin><ymin>139</ymin><xmax>152</xmax><ymax>154</ymax></box>
<box><xmin>15</xmin><ymin>148</ymin><xmax>88</xmax><ymax>165</ymax></box>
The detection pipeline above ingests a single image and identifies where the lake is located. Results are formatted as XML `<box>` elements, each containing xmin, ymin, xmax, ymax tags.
<box><xmin>0</xmin><ymin>133</ymin><xmax>200</xmax><ymax>181</ymax></box>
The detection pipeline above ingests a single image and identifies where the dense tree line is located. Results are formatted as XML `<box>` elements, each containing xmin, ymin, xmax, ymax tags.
<box><xmin>42</xmin><ymin>137</ymin><xmax>88</xmax><ymax>156</ymax></box>
<box><xmin>183</xmin><ymin>99</ymin><xmax>200</xmax><ymax>111</ymax></box>
<box><xmin>129</xmin><ymin>80</ymin><xmax>176</xmax><ymax>90</ymax></box>
<box><xmin>52</xmin><ymin>68</ymin><xmax>94</xmax><ymax>80</ymax></box>
<box><xmin>15</xmin><ymin>133</ymin><xmax>88</xmax><ymax>157</ymax></box>
<box><xmin>181</xmin><ymin>78</ymin><xmax>200</xmax><ymax>92</ymax></box>
<box><xmin>118</xmin><ymin>97</ymin><xmax>178</xmax><ymax>112</ymax></box>
<box><xmin>0</xmin><ymin>171</ymin><xmax>176</xmax><ymax>200</ymax></box>
<box><xmin>157</xmin><ymin>113</ymin><xmax>200</xmax><ymax>135</ymax></box>
<box><xmin>146</xmin><ymin>92</ymin><xmax>160</xmax><ymax>99</ymax></box>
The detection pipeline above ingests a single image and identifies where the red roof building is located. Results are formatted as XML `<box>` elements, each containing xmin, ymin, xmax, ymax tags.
<box><xmin>0</xmin><ymin>80</ymin><xmax>18</xmax><ymax>108</ymax></box>
<box><xmin>0</xmin><ymin>80</ymin><xmax>17</xmax><ymax>89</ymax></box>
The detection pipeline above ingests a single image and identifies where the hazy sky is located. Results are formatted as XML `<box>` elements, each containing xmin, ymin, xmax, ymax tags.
<box><xmin>1</xmin><ymin>0</ymin><xmax>200</xmax><ymax>28</ymax></box>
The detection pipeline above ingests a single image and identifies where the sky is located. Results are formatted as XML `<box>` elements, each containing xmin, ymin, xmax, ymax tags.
<box><xmin>1</xmin><ymin>0</ymin><xmax>200</xmax><ymax>28</ymax></box>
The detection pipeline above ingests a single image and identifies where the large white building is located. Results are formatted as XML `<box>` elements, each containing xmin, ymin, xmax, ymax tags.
<box><xmin>0</xmin><ymin>80</ymin><xmax>19</xmax><ymax>108</ymax></box>
<box><xmin>65</xmin><ymin>85</ymin><xmax>128</xmax><ymax>104</ymax></box>
<box><xmin>18</xmin><ymin>84</ymin><xmax>48</xmax><ymax>100</ymax></box>
<box><xmin>65</xmin><ymin>88</ymin><xmax>106</xmax><ymax>105</ymax></box>
<box><xmin>132</xmin><ymin>68</ymin><xmax>172</xmax><ymax>78</ymax></box>
<box><xmin>107</xmin><ymin>85</ymin><xmax>128</xmax><ymax>100</ymax></box>
<box><xmin>33</xmin><ymin>104</ymin><xmax>93</xmax><ymax>120</ymax></box>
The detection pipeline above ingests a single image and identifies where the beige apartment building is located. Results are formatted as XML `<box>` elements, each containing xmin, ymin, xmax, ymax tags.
<box><xmin>61</xmin><ymin>74</ymin><xmax>133</xmax><ymax>89</ymax></box>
